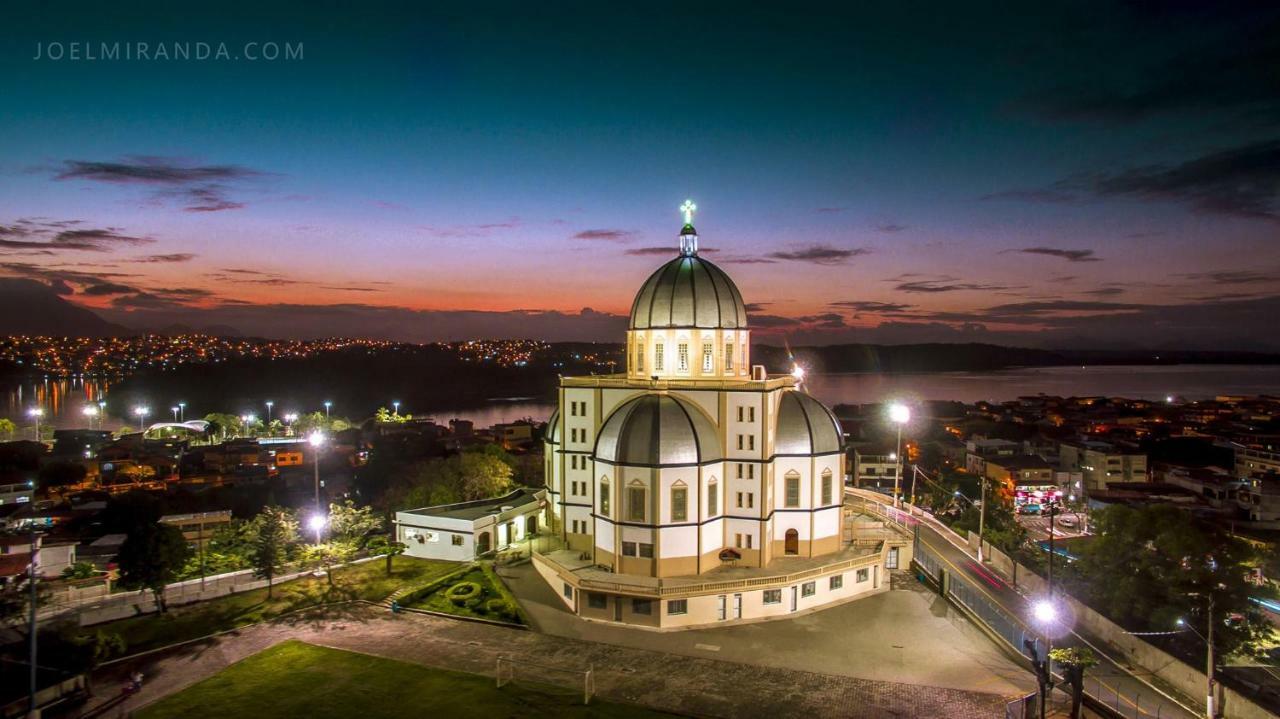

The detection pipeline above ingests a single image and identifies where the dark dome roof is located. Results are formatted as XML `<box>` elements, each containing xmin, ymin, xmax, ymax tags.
<box><xmin>595</xmin><ymin>394</ymin><xmax>723</xmax><ymax>466</ymax></box>
<box><xmin>629</xmin><ymin>255</ymin><xmax>748</xmax><ymax>330</ymax></box>
<box><xmin>774</xmin><ymin>391</ymin><xmax>844</xmax><ymax>456</ymax></box>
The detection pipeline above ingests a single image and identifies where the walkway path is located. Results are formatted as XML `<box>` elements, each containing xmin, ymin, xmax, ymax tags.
<box><xmin>84</xmin><ymin>604</ymin><xmax>1015</xmax><ymax>719</ymax></box>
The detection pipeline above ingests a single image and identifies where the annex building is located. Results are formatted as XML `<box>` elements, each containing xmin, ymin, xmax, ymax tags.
<box><xmin>534</xmin><ymin>203</ymin><xmax>910</xmax><ymax>629</ymax></box>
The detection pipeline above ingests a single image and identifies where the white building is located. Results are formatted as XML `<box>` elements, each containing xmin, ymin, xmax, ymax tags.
<box><xmin>396</xmin><ymin>488</ymin><xmax>546</xmax><ymax>561</ymax></box>
<box><xmin>534</xmin><ymin>206</ymin><xmax>907</xmax><ymax>629</ymax></box>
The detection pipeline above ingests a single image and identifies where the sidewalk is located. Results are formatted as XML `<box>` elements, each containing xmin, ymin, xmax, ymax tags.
<box><xmin>85</xmin><ymin>603</ymin><xmax>1015</xmax><ymax>719</ymax></box>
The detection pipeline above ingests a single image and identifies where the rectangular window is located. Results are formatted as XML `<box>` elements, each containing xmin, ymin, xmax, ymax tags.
<box><xmin>638</xmin><ymin>543</ymin><xmax>654</xmax><ymax>558</ymax></box>
<box><xmin>671</xmin><ymin>486</ymin><xmax>687</xmax><ymax>522</ymax></box>
<box><xmin>748</xmin><ymin>407</ymin><xmax>755</xmax><ymax>422</ymax></box>
<box><xmin>725</xmin><ymin>343</ymin><xmax>734</xmax><ymax>372</ymax></box>
<box><xmin>622</xmin><ymin>541</ymin><xmax>637</xmax><ymax>556</ymax></box>
<box><xmin>887</xmin><ymin>547</ymin><xmax>899</xmax><ymax>569</ymax></box>
<box><xmin>747</xmin><ymin>464</ymin><xmax>755</xmax><ymax>480</ymax></box>
<box><xmin>763</xmin><ymin>589</ymin><xmax>782</xmax><ymax>604</ymax></box>
<box><xmin>736</xmin><ymin>463</ymin><xmax>743</xmax><ymax>479</ymax></box>
<box><xmin>830</xmin><ymin>574</ymin><xmax>843</xmax><ymax>590</ymax></box>
<box><xmin>747</xmin><ymin>492</ymin><xmax>754</xmax><ymax>509</ymax></box>
<box><xmin>451</xmin><ymin>535</ymin><xmax>463</xmax><ymax>546</ymax></box>
<box><xmin>822</xmin><ymin>475</ymin><xmax>833</xmax><ymax>505</ymax></box>
<box><xmin>786</xmin><ymin>475</ymin><xmax>800</xmax><ymax>508</ymax></box>
<box><xmin>745</xmin><ymin>534</ymin><xmax>753</xmax><ymax>549</ymax></box>
<box><xmin>678</xmin><ymin>343</ymin><xmax>689</xmax><ymax>371</ymax></box>
<box><xmin>632</xmin><ymin>598</ymin><xmax>652</xmax><ymax>615</ymax></box>
<box><xmin>667</xmin><ymin>599</ymin><xmax>688</xmax><ymax>615</ymax></box>
<box><xmin>627</xmin><ymin>486</ymin><xmax>646</xmax><ymax>522</ymax></box>
<box><xmin>707</xmin><ymin>484</ymin><xmax>718</xmax><ymax>516</ymax></box>
<box><xmin>588</xmin><ymin>592</ymin><xmax>607</xmax><ymax>609</ymax></box>
<box><xmin>736</xmin><ymin>492</ymin><xmax>743</xmax><ymax>509</ymax></box>
<box><xmin>655</xmin><ymin>344</ymin><xmax>664</xmax><ymax>371</ymax></box>
<box><xmin>748</xmin><ymin>435</ymin><xmax>755</xmax><ymax>451</ymax></box>
<box><xmin>856</xmin><ymin>568</ymin><xmax>869</xmax><ymax>583</ymax></box>
<box><xmin>702</xmin><ymin>343</ymin><xmax>713</xmax><ymax>372</ymax></box>
<box><xmin>600</xmin><ymin>483</ymin><xmax>610</xmax><ymax>516</ymax></box>
<box><xmin>564</xmin><ymin>583</ymin><xmax>574</xmax><ymax>600</ymax></box>
<box><xmin>734</xmin><ymin>533</ymin><xmax>742</xmax><ymax>548</ymax></box>
<box><xmin>737</xmin><ymin>434</ymin><xmax>744</xmax><ymax>450</ymax></box>
<box><xmin>636</xmin><ymin>346</ymin><xmax>644</xmax><ymax>373</ymax></box>
<box><xmin>737</xmin><ymin>406</ymin><xmax>744</xmax><ymax>422</ymax></box>
<box><xmin>801</xmin><ymin>581</ymin><xmax>816</xmax><ymax>598</ymax></box>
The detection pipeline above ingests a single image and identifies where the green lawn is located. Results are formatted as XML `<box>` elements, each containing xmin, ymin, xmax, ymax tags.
<box><xmin>136</xmin><ymin>640</ymin><xmax>673</xmax><ymax>719</ymax></box>
<box><xmin>75</xmin><ymin>556</ymin><xmax>456</xmax><ymax>655</ymax></box>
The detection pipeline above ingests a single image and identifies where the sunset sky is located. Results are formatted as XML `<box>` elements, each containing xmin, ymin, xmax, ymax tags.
<box><xmin>2</xmin><ymin>2</ymin><xmax>1279</xmax><ymax>348</ymax></box>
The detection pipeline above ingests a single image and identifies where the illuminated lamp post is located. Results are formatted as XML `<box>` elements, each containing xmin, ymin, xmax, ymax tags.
<box><xmin>323</xmin><ymin>400</ymin><xmax>332</xmax><ymax>419</ymax></box>
<box><xmin>889</xmin><ymin>403</ymin><xmax>910</xmax><ymax>508</ymax></box>
<box><xmin>308</xmin><ymin>431</ymin><xmax>325</xmax><ymax>518</ymax></box>
<box><xmin>171</xmin><ymin>406</ymin><xmax>180</xmax><ymax>422</ymax></box>
<box><xmin>134</xmin><ymin>406</ymin><xmax>149</xmax><ymax>434</ymax></box>
<box><xmin>28</xmin><ymin>407</ymin><xmax>43</xmax><ymax>442</ymax></box>
<box><xmin>178</xmin><ymin>402</ymin><xmax>186</xmax><ymax>422</ymax></box>
<box><xmin>82</xmin><ymin>405</ymin><xmax>98</xmax><ymax>430</ymax></box>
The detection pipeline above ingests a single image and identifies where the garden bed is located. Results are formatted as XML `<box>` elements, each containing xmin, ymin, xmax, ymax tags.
<box><xmin>401</xmin><ymin>563</ymin><xmax>525</xmax><ymax>625</ymax></box>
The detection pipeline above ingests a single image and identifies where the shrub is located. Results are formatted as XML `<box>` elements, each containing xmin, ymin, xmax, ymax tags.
<box><xmin>484</xmin><ymin>598</ymin><xmax>507</xmax><ymax>616</ymax></box>
<box><xmin>446</xmin><ymin>581</ymin><xmax>481</xmax><ymax>606</ymax></box>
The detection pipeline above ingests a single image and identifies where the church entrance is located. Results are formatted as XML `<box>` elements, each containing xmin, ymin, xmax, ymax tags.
<box><xmin>784</xmin><ymin>529</ymin><xmax>799</xmax><ymax>555</ymax></box>
<box><xmin>477</xmin><ymin>531</ymin><xmax>491</xmax><ymax>555</ymax></box>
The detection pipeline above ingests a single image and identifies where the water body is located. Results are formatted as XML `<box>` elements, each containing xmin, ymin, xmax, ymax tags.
<box><xmin>6</xmin><ymin>364</ymin><xmax>1280</xmax><ymax>433</ymax></box>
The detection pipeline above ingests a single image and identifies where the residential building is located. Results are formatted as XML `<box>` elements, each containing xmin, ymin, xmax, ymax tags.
<box><xmin>1058</xmin><ymin>439</ymin><xmax>1147</xmax><ymax>490</ymax></box>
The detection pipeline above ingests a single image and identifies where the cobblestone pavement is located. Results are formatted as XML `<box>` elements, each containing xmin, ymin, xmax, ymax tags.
<box><xmin>83</xmin><ymin>603</ymin><xmax>1014</xmax><ymax>718</ymax></box>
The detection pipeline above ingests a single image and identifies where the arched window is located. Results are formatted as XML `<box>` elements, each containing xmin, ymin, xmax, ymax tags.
<box><xmin>677</xmin><ymin>342</ymin><xmax>689</xmax><ymax>372</ymax></box>
<box><xmin>821</xmin><ymin>469</ymin><xmax>833</xmax><ymax>505</ymax></box>
<box><xmin>785</xmin><ymin>470</ymin><xmax>801</xmax><ymax>508</ymax></box>
<box><xmin>599</xmin><ymin>476</ymin><xmax>611</xmax><ymax>517</ymax></box>
<box><xmin>654</xmin><ymin>342</ymin><xmax>665</xmax><ymax>372</ymax></box>
<box><xmin>627</xmin><ymin>480</ymin><xmax>647</xmax><ymax>522</ymax></box>
<box><xmin>707</xmin><ymin>478</ymin><xmax>719</xmax><ymax>517</ymax></box>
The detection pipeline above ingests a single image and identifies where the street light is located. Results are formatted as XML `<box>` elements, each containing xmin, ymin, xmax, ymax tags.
<box><xmin>28</xmin><ymin>408</ymin><xmax>43</xmax><ymax>442</ymax></box>
<box><xmin>241</xmin><ymin>413</ymin><xmax>257</xmax><ymax>437</ymax></box>
<box><xmin>308</xmin><ymin>431</ymin><xmax>325</xmax><ymax>519</ymax></box>
<box><xmin>178</xmin><ymin>402</ymin><xmax>186</xmax><ymax>422</ymax></box>
<box><xmin>323</xmin><ymin>400</ymin><xmax>332</xmax><ymax>419</ymax></box>
<box><xmin>1030</xmin><ymin>598</ymin><xmax>1060</xmax><ymax>719</ymax></box>
<box><xmin>171</xmin><ymin>406</ymin><xmax>180</xmax><ymax>422</ymax></box>
<box><xmin>888</xmin><ymin>403</ymin><xmax>910</xmax><ymax>508</ymax></box>
<box><xmin>265</xmin><ymin>400</ymin><xmax>274</xmax><ymax>423</ymax></box>
<box><xmin>307</xmin><ymin>513</ymin><xmax>327</xmax><ymax>545</ymax></box>
<box><xmin>392</xmin><ymin>400</ymin><xmax>400</xmax><ymax>417</ymax></box>
<box><xmin>1178</xmin><ymin>597</ymin><xmax>1219</xmax><ymax>719</ymax></box>
<box><xmin>134</xmin><ymin>406</ymin><xmax>149</xmax><ymax>434</ymax></box>
<box><xmin>82</xmin><ymin>405</ymin><xmax>98</xmax><ymax>429</ymax></box>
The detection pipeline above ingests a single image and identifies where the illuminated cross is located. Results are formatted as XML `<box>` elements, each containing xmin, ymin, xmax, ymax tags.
<box><xmin>680</xmin><ymin>199</ymin><xmax>697</xmax><ymax>226</ymax></box>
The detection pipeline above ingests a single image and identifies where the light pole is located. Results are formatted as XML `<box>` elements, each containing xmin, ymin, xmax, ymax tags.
<box><xmin>28</xmin><ymin>407</ymin><xmax>43</xmax><ymax>442</ymax></box>
<box><xmin>978</xmin><ymin>475</ymin><xmax>988</xmax><ymax>562</ymax></box>
<box><xmin>171</xmin><ymin>406</ymin><xmax>180</xmax><ymax>422</ymax></box>
<box><xmin>82</xmin><ymin>405</ymin><xmax>98</xmax><ymax>430</ymax></box>
<box><xmin>308</xmin><ymin>513</ymin><xmax>326</xmax><ymax>546</ymax></box>
<box><xmin>323</xmin><ymin>401</ymin><xmax>331</xmax><ymax>419</ymax></box>
<box><xmin>889</xmin><ymin>403</ymin><xmax>910</xmax><ymax>508</ymax></box>
<box><xmin>1178</xmin><ymin>595</ymin><xmax>1218</xmax><ymax>719</ymax></box>
<box><xmin>1031</xmin><ymin>599</ymin><xmax>1058</xmax><ymax>719</ymax></box>
<box><xmin>392</xmin><ymin>400</ymin><xmax>400</xmax><ymax>417</ymax></box>
<box><xmin>178</xmin><ymin>402</ymin><xmax>186</xmax><ymax>423</ymax></box>
<box><xmin>265</xmin><ymin>401</ymin><xmax>274</xmax><ymax>435</ymax></box>
<box><xmin>134</xmin><ymin>406</ymin><xmax>149</xmax><ymax>435</ymax></box>
<box><xmin>308</xmin><ymin>431</ymin><xmax>325</xmax><ymax>517</ymax></box>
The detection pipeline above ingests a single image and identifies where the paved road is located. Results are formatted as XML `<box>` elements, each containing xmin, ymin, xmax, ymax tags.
<box><xmin>1017</xmin><ymin>512</ymin><xmax>1088</xmax><ymax>543</ymax></box>
<box><xmin>899</xmin><ymin>504</ymin><xmax>1200</xmax><ymax>719</ymax></box>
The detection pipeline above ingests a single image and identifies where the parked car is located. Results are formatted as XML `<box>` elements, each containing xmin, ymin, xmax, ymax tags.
<box><xmin>1058</xmin><ymin>515</ymin><xmax>1078</xmax><ymax>528</ymax></box>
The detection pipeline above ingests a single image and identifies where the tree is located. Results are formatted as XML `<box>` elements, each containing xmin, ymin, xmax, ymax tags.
<box><xmin>117</xmin><ymin>523</ymin><xmax>192</xmax><ymax>613</ymax></box>
<box><xmin>0</xmin><ymin>418</ymin><xmax>15</xmax><ymax>440</ymax></box>
<box><xmin>327</xmin><ymin>500</ymin><xmax>383</xmax><ymax>547</ymax></box>
<box><xmin>1071</xmin><ymin>504</ymin><xmax>1278</xmax><ymax>657</ymax></box>
<box><xmin>457</xmin><ymin>451</ymin><xmax>514</xmax><ymax>501</ymax></box>
<box><xmin>1049</xmin><ymin>646</ymin><xmax>1098</xmax><ymax>719</ymax></box>
<box><xmin>302</xmin><ymin>541</ymin><xmax>357</xmax><ymax>586</ymax></box>
<box><xmin>61</xmin><ymin>561</ymin><xmax>99</xmax><ymax>580</ymax></box>
<box><xmin>375</xmin><ymin>406</ymin><xmax>412</xmax><ymax>423</ymax></box>
<box><xmin>251</xmin><ymin>506</ymin><xmax>299</xmax><ymax>598</ymax></box>
<box><xmin>203</xmin><ymin>413</ymin><xmax>243</xmax><ymax>441</ymax></box>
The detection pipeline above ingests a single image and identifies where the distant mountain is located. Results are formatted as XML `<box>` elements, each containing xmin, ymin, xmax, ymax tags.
<box><xmin>154</xmin><ymin>323</ymin><xmax>243</xmax><ymax>337</ymax></box>
<box><xmin>0</xmin><ymin>278</ymin><xmax>128</xmax><ymax>337</ymax></box>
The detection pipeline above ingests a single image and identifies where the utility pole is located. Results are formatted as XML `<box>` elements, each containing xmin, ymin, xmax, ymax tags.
<box><xmin>977</xmin><ymin>476</ymin><xmax>987</xmax><ymax>562</ymax></box>
<box><xmin>1206</xmin><ymin>594</ymin><xmax>1216</xmax><ymax>719</ymax></box>
<box><xmin>27</xmin><ymin>510</ymin><xmax>38</xmax><ymax>715</ymax></box>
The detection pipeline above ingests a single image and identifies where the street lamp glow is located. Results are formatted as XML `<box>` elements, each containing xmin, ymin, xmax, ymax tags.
<box><xmin>392</xmin><ymin>400</ymin><xmax>401</xmax><ymax>416</ymax></box>
<box><xmin>28</xmin><ymin>408</ymin><xmax>43</xmax><ymax>418</ymax></box>
<box><xmin>81</xmin><ymin>406</ymin><xmax>97</xmax><ymax>417</ymax></box>
<box><xmin>134</xmin><ymin>406</ymin><xmax>149</xmax><ymax>418</ymax></box>
<box><xmin>308</xmin><ymin>514</ymin><xmax>327</xmax><ymax>532</ymax></box>
<box><xmin>1176</xmin><ymin>617</ymin><xmax>1186</xmax><ymax>626</ymax></box>
<box><xmin>171</xmin><ymin>406</ymin><xmax>180</xmax><ymax>421</ymax></box>
<box><xmin>308</xmin><ymin>431</ymin><xmax>326</xmax><ymax>447</ymax></box>
<box><xmin>889</xmin><ymin>403</ymin><xmax>911</xmax><ymax>424</ymax></box>
<box><xmin>1033</xmin><ymin>599</ymin><xmax>1057</xmax><ymax>624</ymax></box>
<box><xmin>791</xmin><ymin>364</ymin><xmax>805</xmax><ymax>381</ymax></box>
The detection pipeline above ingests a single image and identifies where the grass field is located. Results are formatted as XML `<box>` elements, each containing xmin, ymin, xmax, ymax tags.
<box><xmin>136</xmin><ymin>640</ymin><xmax>673</xmax><ymax>719</ymax></box>
<box><xmin>71</xmin><ymin>556</ymin><xmax>456</xmax><ymax>655</ymax></box>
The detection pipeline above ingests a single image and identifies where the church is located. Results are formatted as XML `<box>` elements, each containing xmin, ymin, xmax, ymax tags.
<box><xmin>534</xmin><ymin>202</ymin><xmax>909</xmax><ymax>629</ymax></box>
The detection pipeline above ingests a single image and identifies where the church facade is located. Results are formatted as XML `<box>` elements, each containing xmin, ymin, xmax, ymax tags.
<box><xmin>535</xmin><ymin>204</ymin><xmax>904</xmax><ymax>629</ymax></box>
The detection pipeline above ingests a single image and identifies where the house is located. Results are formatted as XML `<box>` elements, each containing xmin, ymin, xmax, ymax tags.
<box><xmin>160</xmin><ymin>510</ymin><xmax>233</xmax><ymax>550</ymax></box>
<box><xmin>396</xmin><ymin>488</ymin><xmax>546</xmax><ymax>561</ymax></box>
<box><xmin>1058</xmin><ymin>439</ymin><xmax>1147</xmax><ymax>490</ymax></box>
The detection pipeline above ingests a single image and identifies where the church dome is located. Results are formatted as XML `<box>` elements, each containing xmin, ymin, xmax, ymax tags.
<box><xmin>774</xmin><ymin>390</ymin><xmax>844</xmax><ymax>456</ymax></box>
<box><xmin>595</xmin><ymin>394</ymin><xmax>723</xmax><ymax>466</ymax></box>
<box><xmin>628</xmin><ymin>253</ymin><xmax>749</xmax><ymax>330</ymax></box>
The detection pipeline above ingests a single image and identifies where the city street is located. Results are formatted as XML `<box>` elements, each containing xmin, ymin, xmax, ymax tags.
<box><xmin>1017</xmin><ymin>511</ymin><xmax>1089</xmax><ymax>543</ymax></box>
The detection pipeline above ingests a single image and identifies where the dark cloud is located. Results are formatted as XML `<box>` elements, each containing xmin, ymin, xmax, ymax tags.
<box><xmin>1178</xmin><ymin>269</ymin><xmax>1277</xmax><ymax>285</ymax></box>
<box><xmin>980</xmin><ymin>299</ymin><xmax>1145</xmax><ymax>318</ymax></box>
<box><xmin>0</xmin><ymin>221</ymin><xmax>153</xmax><ymax>253</ymax></box>
<box><xmin>719</xmin><ymin>256</ymin><xmax>777</xmax><ymax>265</ymax></box>
<box><xmin>895</xmin><ymin>279</ymin><xmax>1021</xmax><ymax>294</ymax></box>
<box><xmin>82</xmin><ymin>282</ymin><xmax>137</xmax><ymax>296</ymax></box>
<box><xmin>624</xmin><ymin>246</ymin><xmax>718</xmax><ymax>256</ymax></box>
<box><xmin>1013</xmin><ymin>247</ymin><xmax>1101</xmax><ymax>263</ymax></box>
<box><xmin>829</xmin><ymin>300</ymin><xmax>915</xmax><ymax>314</ymax></box>
<box><xmin>54</xmin><ymin>156</ymin><xmax>266</xmax><ymax>213</ymax></box>
<box><xmin>742</xmin><ymin>302</ymin><xmax>771</xmax><ymax>312</ymax></box>
<box><xmin>573</xmin><ymin>229</ymin><xmax>635</xmax><ymax>241</ymax></box>
<box><xmin>875</xmin><ymin>223</ymin><xmax>908</xmax><ymax>233</ymax></box>
<box><xmin>766</xmin><ymin>245</ymin><xmax>870</xmax><ymax>265</ymax></box>
<box><xmin>746</xmin><ymin>314</ymin><xmax>802</xmax><ymax>328</ymax></box>
<box><xmin>797</xmin><ymin>312</ymin><xmax>846</xmax><ymax>329</ymax></box>
<box><xmin>1082</xmin><ymin>287</ymin><xmax>1126</xmax><ymax>297</ymax></box>
<box><xmin>138</xmin><ymin>253</ymin><xmax>197</xmax><ymax>263</ymax></box>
